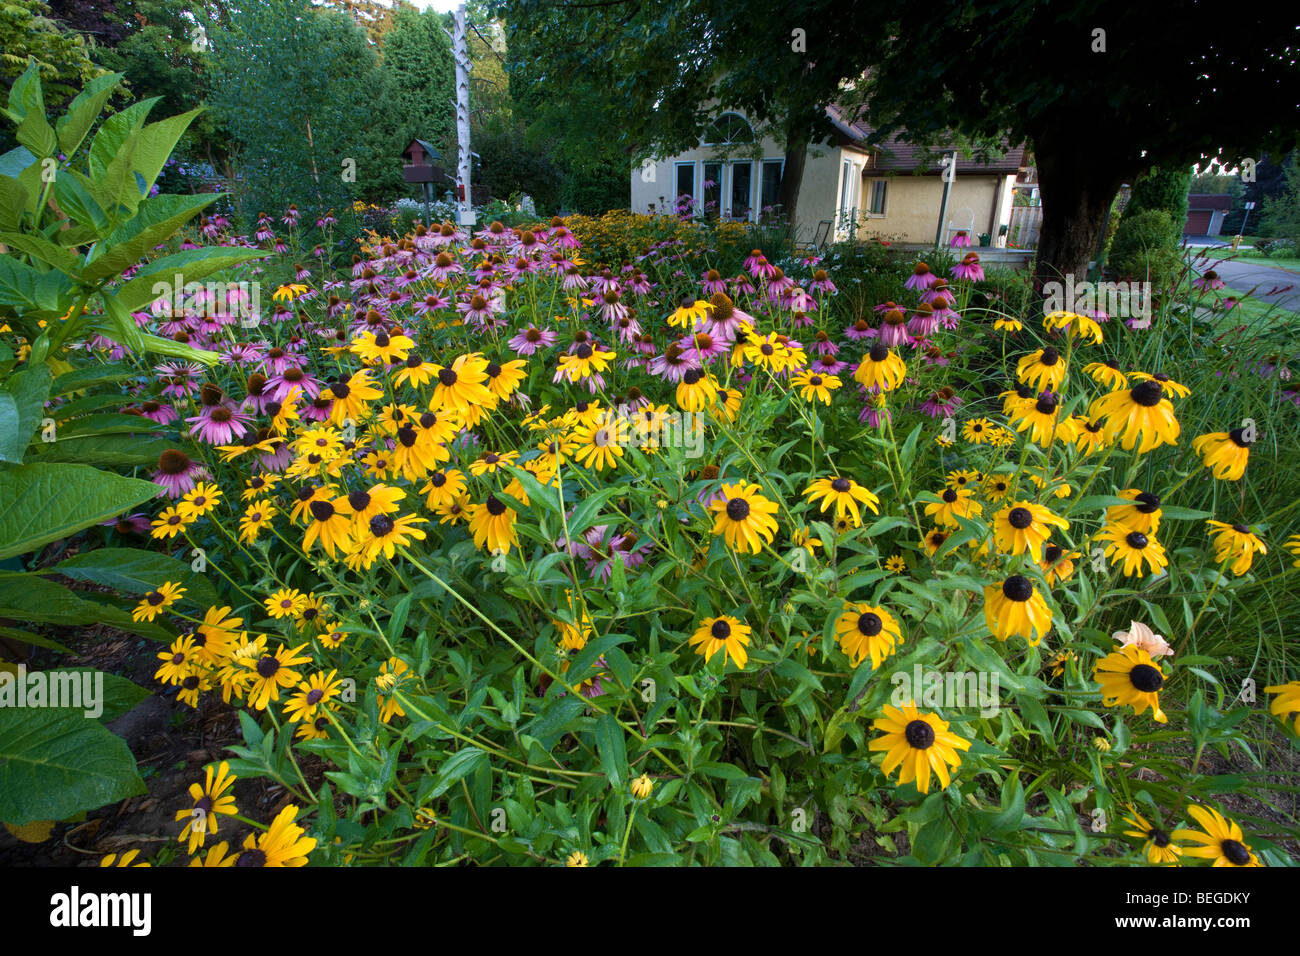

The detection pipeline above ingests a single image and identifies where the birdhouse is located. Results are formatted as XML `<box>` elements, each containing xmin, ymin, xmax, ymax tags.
<box><xmin>402</xmin><ymin>139</ymin><xmax>446</xmax><ymax>184</ymax></box>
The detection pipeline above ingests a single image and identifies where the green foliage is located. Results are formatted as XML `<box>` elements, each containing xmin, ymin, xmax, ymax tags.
<box><xmin>1259</xmin><ymin>156</ymin><xmax>1300</xmax><ymax>245</ymax></box>
<box><xmin>208</xmin><ymin>0</ymin><xmax>381</xmax><ymax>218</ymax></box>
<box><xmin>1107</xmin><ymin>210</ymin><xmax>1182</xmax><ymax>288</ymax></box>
<box><xmin>1121</xmin><ymin>166</ymin><xmax>1193</xmax><ymax>245</ymax></box>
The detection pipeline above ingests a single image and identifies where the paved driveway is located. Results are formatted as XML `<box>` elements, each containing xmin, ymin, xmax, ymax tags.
<box><xmin>1193</xmin><ymin>256</ymin><xmax>1299</xmax><ymax>313</ymax></box>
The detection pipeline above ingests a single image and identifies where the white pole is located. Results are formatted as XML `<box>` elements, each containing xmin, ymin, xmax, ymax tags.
<box><xmin>453</xmin><ymin>4</ymin><xmax>475</xmax><ymax>227</ymax></box>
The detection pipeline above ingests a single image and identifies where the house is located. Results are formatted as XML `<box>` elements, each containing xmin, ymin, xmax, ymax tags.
<box><xmin>1183</xmin><ymin>194</ymin><xmax>1232</xmax><ymax>237</ymax></box>
<box><xmin>629</xmin><ymin>105</ymin><xmax>1029</xmax><ymax>247</ymax></box>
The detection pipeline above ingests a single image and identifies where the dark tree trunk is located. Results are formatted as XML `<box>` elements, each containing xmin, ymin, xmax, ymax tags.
<box><xmin>1032</xmin><ymin>131</ymin><xmax>1134</xmax><ymax>293</ymax></box>
<box><xmin>778</xmin><ymin>125</ymin><xmax>809</xmax><ymax>230</ymax></box>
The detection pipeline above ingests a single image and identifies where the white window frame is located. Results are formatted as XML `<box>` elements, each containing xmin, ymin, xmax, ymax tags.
<box><xmin>836</xmin><ymin>158</ymin><xmax>859</xmax><ymax>238</ymax></box>
<box><xmin>726</xmin><ymin>160</ymin><xmax>756</xmax><ymax>222</ymax></box>
<box><xmin>759</xmin><ymin>158</ymin><xmax>786</xmax><ymax>216</ymax></box>
<box><xmin>866</xmin><ymin>178</ymin><xmax>888</xmax><ymax>217</ymax></box>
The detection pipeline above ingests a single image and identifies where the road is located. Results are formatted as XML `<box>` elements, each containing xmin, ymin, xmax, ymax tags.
<box><xmin>1193</xmin><ymin>256</ymin><xmax>1299</xmax><ymax>313</ymax></box>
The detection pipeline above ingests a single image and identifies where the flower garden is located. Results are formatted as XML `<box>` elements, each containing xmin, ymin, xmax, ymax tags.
<box><xmin>1</xmin><ymin>67</ymin><xmax>1299</xmax><ymax>870</ymax></box>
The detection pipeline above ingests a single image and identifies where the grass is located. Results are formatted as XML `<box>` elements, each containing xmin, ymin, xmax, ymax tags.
<box><xmin>1199</xmin><ymin>246</ymin><xmax>1300</xmax><ymax>275</ymax></box>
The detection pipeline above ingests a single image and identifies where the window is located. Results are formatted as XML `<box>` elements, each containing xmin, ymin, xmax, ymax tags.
<box><xmin>867</xmin><ymin>179</ymin><xmax>887</xmax><ymax>216</ymax></box>
<box><xmin>702</xmin><ymin>162</ymin><xmax>722</xmax><ymax>219</ymax></box>
<box><xmin>702</xmin><ymin>112</ymin><xmax>755</xmax><ymax>146</ymax></box>
<box><xmin>760</xmin><ymin>160</ymin><xmax>783</xmax><ymax>214</ymax></box>
<box><xmin>729</xmin><ymin>162</ymin><xmax>753</xmax><ymax>221</ymax></box>
<box><xmin>674</xmin><ymin>162</ymin><xmax>696</xmax><ymax>215</ymax></box>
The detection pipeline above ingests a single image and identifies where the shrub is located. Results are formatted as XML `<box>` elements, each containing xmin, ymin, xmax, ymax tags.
<box><xmin>1107</xmin><ymin>209</ymin><xmax>1183</xmax><ymax>288</ymax></box>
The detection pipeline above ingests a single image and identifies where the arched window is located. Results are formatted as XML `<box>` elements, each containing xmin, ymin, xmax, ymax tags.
<box><xmin>701</xmin><ymin>112</ymin><xmax>755</xmax><ymax>147</ymax></box>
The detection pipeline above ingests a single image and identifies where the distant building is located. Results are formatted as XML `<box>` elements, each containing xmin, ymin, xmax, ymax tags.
<box><xmin>1183</xmin><ymin>194</ymin><xmax>1232</xmax><ymax>237</ymax></box>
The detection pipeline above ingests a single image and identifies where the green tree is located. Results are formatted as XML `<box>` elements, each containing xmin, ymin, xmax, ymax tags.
<box><xmin>1120</xmin><ymin>166</ymin><xmax>1193</xmax><ymax>245</ymax></box>
<box><xmin>208</xmin><ymin>0</ymin><xmax>381</xmax><ymax>220</ymax></box>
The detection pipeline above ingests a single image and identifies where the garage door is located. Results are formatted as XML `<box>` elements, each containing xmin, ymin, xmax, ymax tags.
<box><xmin>1184</xmin><ymin>210</ymin><xmax>1213</xmax><ymax>236</ymax></box>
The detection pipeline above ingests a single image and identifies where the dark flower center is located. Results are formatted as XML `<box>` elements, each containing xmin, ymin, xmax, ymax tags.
<box><xmin>235</xmin><ymin>848</ymin><xmax>267</xmax><ymax>867</ymax></box>
<box><xmin>486</xmin><ymin>495</ymin><xmax>506</xmax><ymax>516</ymax></box>
<box><xmin>1002</xmin><ymin>575</ymin><xmax>1033</xmax><ymax>602</ymax></box>
<box><xmin>1007</xmin><ymin>507</ymin><xmax>1032</xmax><ymax>529</ymax></box>
<box><xmin>1129</xmin><ymin>663</ymin><xmax>1164</xmax><ymax>692</ymax></box>
<box><xmin>1126</xmin><ymin>531</ymin><xmax>1149</xmax><ymax>549</ymax></box>
<box><xmin>398</xmin><ymin>426</ymin><xmax>418</xmax><ymax>447</ymax></box>
<box><xmin>256</xmin><ymin>656</ymin><xmax>280</xmax><ymax>678</ymax></box>
<box><xmin>309</xmin><ymin>500</ymin><xmax>335</xmax><ymax>522</ymax></box>
<box><xmin>831</xmin><ymin>477</ymin><xmax>850</xmax><ymax>493</ymax></box>
<box><xmin>1040</xmin><ymin>346</ymin><xmax>1059</xmax><ymax>366</ymax></box>
<box><xmin>1228</xmin><ymin>427</ymin><xmax>1252</xmax><ymax>447</ymax></box>
<box><xmin>1150</xmin><ymin>828</ymin><xmax>1171</xmax><ymax>848</ymax></box>
<box><xmin>710</xmin><ymin>619</ymin><xmax>731</xmax><ymax>640</ymax></box>
<box><xmin>1131</xmin><ymin>380</ymin><xmax>1163</xmax><ymax>407</ymax></box>
<box><xmin>856</xmin><ymin>612</ymin><xmax>882</xmax><ymax>636</ymax></box>
<box><xmin>306</xmin><ymin>688</ymin><xmax>324</xmax><ymax>705</ymax></box>
<box><xmin>942</xmin><ymin>489</ymin><xmax>958</xmax><ymax>503</ymax></box>
<box><xmin>348</xmin><ymin>490</ymin><xmax>370</xmax><ymax>511</ymax></box>
<box><xmin>369</xmin><ymin>514</ymin><xmax>395</xmax><ymax>536</ymax></box>
<box><xmin>904</xmin><ymin>719</ymin><xmax>935</xmax><ymax>749</ymax></box>
<box><xmin>1232</xmin><ymin>523</ymin><xmax>1249</xmax><ymax>534</ymax></box>
<box><xmin>1035</xmin><ymin>392</ymin><xmax>1058</xmax><ymax>414</ymax></box>
<box><xmin>868</xmin><ymin>342</ymin><xmax>889</xmax><ymax>362</ymax></box>
<box><xmin>726</xmin><ymin>497</ymin><xmax>751</xmax><ymax>521</ymax></box>
<box><xmin>1044</xmin><ymin>544</ymin><xmax>1063</xmax><ymax>563</ymax></box>
<box><xmin>683</xmin><ymin>368</ymin><xmax>703</xmax><ymax>385</ymax></box>
<box><xmin>438</xmin><ymin>368</ymin><xmax>458</xmax><ymax>387</ymax></box>
<box><xmin>1220</xmin><ymin>839</ymin><xmax>1251</xmax><ymax>866</ymax></box>
<box><xmin>1135</xmin><ymin>492</ymin><xmax>1161</xmax><ymax>513</ymax></box>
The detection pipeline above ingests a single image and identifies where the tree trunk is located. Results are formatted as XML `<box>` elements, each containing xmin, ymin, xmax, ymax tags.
<box><xmin>778</xmin><ymin>124</ymin><xmax>809</xmax><ymax>233</ymax></box>
<box><xmin>1032</xmin><ymin>134</ymin><xmax>1133</xmax><ymax>293</ymax></box>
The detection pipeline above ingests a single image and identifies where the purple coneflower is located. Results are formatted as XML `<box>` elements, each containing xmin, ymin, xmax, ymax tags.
<box><xmin>509</xmin><ymin>325</ymin><xmax>557</xmax><ymax>356</ymax></box>
<box><xmin>152</xmin><ymin>449</ymin><xmax>206</xmax><ymax>496</ymax></box>
<box><xmin>647</xmin><ymin>343</ymin><xmax>700</xmax><ymax>383</ymax></box>
<box><xmin>920</xmin><ymin>386</ymin><xmax>962</xmax><ymax>418</ymax></box>
<box><xmin>951</xmin><ymin>253</ymin><xmax>985</xmax><ymax>282</ymax></box>
<box><xmin>904</xmin><ymin>261</ymin><xmax>938</xmax><ymax>291</ymax></box>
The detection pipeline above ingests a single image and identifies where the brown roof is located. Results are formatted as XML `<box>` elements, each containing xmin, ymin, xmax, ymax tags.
<box><xmin>1187</xmin><ymin>193</ymin><xmax>1232</xmax><ymax>211</ymax></box>
<box><xmin>826</xmin><ymin>104</ymin><xmax>1027</xmax><ymax>175</ymax></box>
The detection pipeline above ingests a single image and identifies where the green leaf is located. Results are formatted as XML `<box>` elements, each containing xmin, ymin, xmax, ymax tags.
<box><xmin>52</xmin><ymin>362</ymin><xmax>140</xmax><ymax>394</ymax></box>
<box><xmin>35</xmin><ymin>434</ymin><xmax>174</xmax><ymax>467</ymax></box>
<box><xmin>53</xmin><ymin>173</ymin><xmax>109</xmax><ymax>235</ymax></box>
<box><xmin>55</xmin><ymin>72</ymin><xmax>123</xmax><ymax>158</ymax></box>
<box><xmin>131</xmin><ymin>109</ymin><xmax>203</xmax><ymax>198</ymax></box>
<box><xmin>81</xmin><ymin>193</ymin><xmax>218</xmax><ymax>282</ymax></box>
<box><xmin>0</xmin><ymin>230</ymin><xmax>80</xmax><ymax>273</ymax></box>
<box><xmin>0</xmin><ymin>256</ymin><xmax>73</xmax><ymax>312</ymax></box>
<box><xmin>594</xmin><ymin>713</ymin><xmax>628</xmax><ymax>788</ymax></box>
<box><xmin>53</xmin><ymin>548</ymin><xmax>217</xmax><ymax>608</ymax></box>
<box><xmin>0</xmin><ymin>462</ymin><xmax>161</xmax><ymax>560</ymax></box>
<box><xmin>425</xmin><ymin>747</ymin><xmax>489</xmax><ymax>799</ymax></box>
<box><xmin>6</xmin><ymin>63</ymin><xmax>43</xmax><ymax>121</ymax></box>
<box><xmin>87</xmin><ymin>98</ymin><xmax>157</xmax><ymax>180</ymax></box>
<box><xmin>0</xmin><ymin>707</ymin><xmax>145</xmax><ymax>825</ymax></box>
<box><xmin>15</xmin><ymin>110</ymin><xmax>56</xmax><ymax>159</ymax></box>
<box><xmin>0</xmin><ymin>363</ymin><xmax>51</xmax><ymax>463</ymax></box>
<box><xmin>0</xmin><ymin>574</ymin><xmax>172</xmax><ymax>641</ymax></box>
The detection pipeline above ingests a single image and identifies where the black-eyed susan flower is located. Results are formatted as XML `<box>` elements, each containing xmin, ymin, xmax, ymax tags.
<box><xmin>984</xmin><ymin>574</ymin><xmax>1052</xmax><ymax>645</ymax></box>
<box><xmin>1089</xmin><ymin>379</ymin><xmax>1180</xmax><ymax>453</ymax></box>
<box><xmin>571</xmin><ymin>415</ymin><xmax>629</xmax><ymax>472</ymax></box>
<box><xmin>885</xmin><ymin>554</ymin><xmax>907</xmax><ymax>573</ymax></box>
<box><xmin>853</xmin><ymin>341</ymin><xmax>906</xmax><ymax>393</ymax></box>
<box><xmin>1191</xmin><ymin>429</ymin><xmax>1254</xmax><ymax>480</ymax></box>
<box><xmin>982</xmin><ymin>474</ymin><xmax>1015</xmax><ymax>503</ymax></box>
<box><xmin>265</xmin><ymin>588</ymin><xmax>308</xmax><ymax>620</ymax></box>
<box><xmin>302</xmin><ymin>495</ymin><xmax>355</xmax><ymax>558</ymax></box>
<box><xmin>1206</xmin><ymin>520</ymin><xmax>1266</xmax><ymax>576</ymax></box>
<box><xmin>1016</xmin><ymin>346</ymin><xmax>1067</xmax><ymax>392</ymax></box>
<box><xmin>1072</xmin><ymin>416</ymin><xmax>1110</xmax><ymax>454</ymax></box>
<box><xmin>945</xmin><ymin>468</ymin><xmax>981</xmax><ymax>491</ymax></box>
<box><xmin>1094</xmin><ymin>643</ymin><xmax>1167</xmax><ymax>723</ymax></box>
<box><xmin>962</xmin><ymin>417</ymin><xmax>995</xmax><ymax>444</ymax></box>
<box><xmin>322</xmin><ymin>369</ymin><xmax>382</xmax><ymax>427</ymax></box>
<box><xmin>360</xmin><ymin>513</ymin><xmax>428</xmax><ymax>566</ymax></box>
<box><xmin>992</xmin><ymin>501</ymin><xmax>1068</xmax><ymax>560</ymax></box>
<box><xmin>1108</xmin><ymin>489</ymin><xmax>1161</xmax><ymax>535</ymax></box>
<box><xmin>376</xmin><ymin>657</ymin><xmax>410</xmax><ymax>723</ymax></box>
<box><xmin>557</xmin><ymin>342</ymin><xmax>617</xmax><ymax>383</ymax></box>
<box><xmin>100</xmin><ymin>850</ymin><xmax>149</xmax><ymax>867</ymax></box>
<box><xmin>1096</xmin><ymin>524</ymin><xmax>1168</xmax><ymax>577</ymax></box>
<box><xmin>194</xmin><ymin>605</ymin><xmax>243</xmax><ymax>666</ymax></box>
<box><xmin>675</xmin><ymin>367</ymin><xmax>718</xmax><ymax>412</ymax></box>
<box><xmin>709</xmin><ymin>482</ymin><xmax>779</xmax><ymax>553</ymax></box>
<box><xmin>1083</xmin><ymin>358</ymin><xmax>1127</xmax><ymax>391</ymax></box>
<box><xmin>869</xmin><ymin>700</ymin><xmax>971</xmax><ymax>794</ymax></box>
<box><xmin>1129</xmin><ymin>370</ymin><xmax>1191</xmax><ymax>398</ymax></box>
<box><xmin>155</xmin><ymin>634</ymin><xmax>198</xmax><ymax>686</ymax></box>
<box><xmin>993</xmin><ymin>316</ymin><xmax>1023</xmax><ymax>332</ymax></box>
<box><xmin>241</xmin><ymin>473</ymin><xmax>281</xmax><ymax>501</ymax></box>
<box><xmin>565</xmin><ymin>850</ymin><xmax>590</xmax><ymax>867</ymax></box>
<box><xmin>1044</xmin><ymin>310</ymin><xmax>1102</xmax><ymax>344</ymax></box>
<box><xmin>178</xmin><ymin>481</ymin><xmax>222</xmax><ymax>519</ymax></box>
<box><xmin>351</xmin><ymin>328</ymin><xmax>413</xmax><ymax>365</ymax></box>
<box><xmin>467</xmin><ymin>494</ymin><xmax>519</xmax><ymax>554</ymax></box>
<box><xmin>1285</xmin><ymin>534</ymin><xmax>1300</xmax><ymax>568</ymax></box>
<box><xmin>1046</xmin><ymin>648</ymin><xmax>1076</xmax><ymax>678</ymax></box>
<box><xmin>238</xmin><ymin>502</ymin><xmax>277</xmax><ymax>544</ymax></box>
<box><xmin>188</xmin><ymin>841</ymin><xmax>236</xmax><ymax>867</ymax></box>
<box><xmin>234</xmin><ymin>804</ymin><xmax>316</xmax><ymax>867</ymax></box>
<box><xmin>1172</xmin><ymin>805</ymin><xmax>1259</xmax><ymax>867</ymax></box>
<box><xmin>1123</xmin><ymin>807</ymin><xmax>1182</xmax><ymax>865</ymax></box>
<box><xmin>243</xmin><ymin>643</ymin><xmax>312</xmax><ymax>711</ymax></box>
<box><xmin>791</xmin><ymin>525</ymin><xmax>822</xmax><ymax>555</ymax></box>
<box><xmin>483</xmin><ymin>358</ymin><xmax>527</xmax><ymax>401</ymax></box>
<box><xmin>132</xmin><ymin>581</ymin><xmax>186</xmax><ymax>623</ymax></box>
<box><xmin>1009</xmin><ymin>390</ymin><xmax>1076</xmax><ymax>446</ymax></box>
<box><xmin>283</xmin><ymin>670</ymin><xmax>344</xmax><ymax>724</ymax></box>
<box><xmin>393</xmin><ymin>352</ymin><xmax>439</xmax><ymax>389</ymax></box>
<box><xmin>688</xmin><ymin>614</ymin><xmax>751</xmax><ymax>669</ymax></box>
<box><xmin>924</xmin><ymin>486</ymin><xmax>981</xmax><ymax>528</ymax></box>
<box><xmin>710</xmin><ymin>385</ymin><xmax>743</xmax><ymax>422</ymax></box>
<box><xmin>420</xmin><ymin>469</ymin><xmax>467</xmax><ymax>511</ymax></box>
<box><xmin>430</xmin><ymin>352</ymin><xmax>494</xmax><ymax>412</ymax></box>
<box><xmin>1264</xmin><ymin>680</ymin><xmax>1300</xmax><ymax>735</ymax></box>
<box><xmin>920</xmin><ymin>526</ymin><xmax>950</xmax><ymax>556</ymax></box>
<box><xmin>175</xmin><ymin>760</ymin><xmax>238</xmax><ymax>854</ymax></box>
<box><xmin>177</xmin><ymin>669</ymin><xmax>212</xmax><ymax>708</ymax></box>
<box><xmin>803</xmin><ymin>476</ymin><xmax>880</xmax><ymax>528</ymax></box>
<box><xmin>1040</xmin><ymin>544</ymin><xmax>1080</xmax><ymax>585</ymax></box>
<box><xmin>835</xmin><ymin>603</ymin><xmax>902</xmax><ymax>669</ymax></box>
<box><xmin>790</xmin><ymin>370</ymin><xmax>842</xmax><ymax>404</ymax></box>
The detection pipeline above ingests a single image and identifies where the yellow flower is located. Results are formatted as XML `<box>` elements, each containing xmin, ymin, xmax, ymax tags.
<box><xmin>834</xmin><ymin>604</ymin><xmax>902</xmax><ymax>669</ymax></box>
<box><xmin>803</xmin><ymin>476</ymin><xmax>879</xmax><ymax>528</ymax></box>
<box><xmin>272</xmin><ymin>283</ymin><xmax>309</xmax><ymax>302</ymax></box>
<box><xmin>132</xmin><ymin>581</ymin><xmax>186</xmax><ymax>622</ymax></box>
<box><xmin>869</xmin><ymin>700</ymin><xmax>971</xmax><ymax>794</ymax></box>
<box><xmin>1172</xmin><ymin>805</ymin><xmax>1259</xmax><ymax>867</ymax></box>
<box><xmin>688</xmin><ymin>615</ymin><xmax>752</xmax><ymax>669</ymax></box>
<box><xmin>178</xmin><ymin>481</ymin><xmax>222</xmax><ymax>519</ymax></box>
<box><xmin>1094</xmin><ymin>644</ymin><xmax>1167</xmax><ymax>723</ymax></box>
<box><xmin>709</xmin><ymin>482</ymin><xmax>779</xmax><ymax>553</ymax></box>
<box><xmin>630</xmin><ymin>773</ymin><xmax>654</xmax><ymax>800</ymax></box>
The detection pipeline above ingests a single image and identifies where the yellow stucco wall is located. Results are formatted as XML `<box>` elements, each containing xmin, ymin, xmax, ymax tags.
<box><xmin>856</xmin><ymin>175</ymin><xmax>1012</xmax><ymax>244</ymax></box>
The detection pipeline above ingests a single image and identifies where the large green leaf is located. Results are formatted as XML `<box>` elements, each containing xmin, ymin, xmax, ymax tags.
<box><xmin>0</xmin><ymin>257</ymin><xmax>73</xmax><ymax>313</ymax></box>
<box><xmin>5</xmin><ymin>62</ymin><xmax>44</xmax><ymax>122</ymax></box>
<box><xmin>53</xmin><ymin>173</ymin><xmax>109</xmax><ymax>235</ymax></box>
<box><xmin>0</xmin><ymin>462</ymin><xmax>160</xmax><ymax>560</ymax></box>
<box><xmin>0</xmin><ymin>230</ymin><xmax>80</xmax><ymax>273</ymax></box>
<box><xmin>80</xmin><ymin>193</ymin><xmax>218</xmax><ymax>282</ymax></box>
<box><xmin>114</xmin><ymin>245</ymin><xmax>268</xmax><ymax>312</ymax></box>
<box><xmin>131</xmin><ymin>109</ymin><xmax>202</xmax><ymax>199</ymax></box>
<box><xmin>53</xmin><ymin>547</ymin><xmax>218</xmax><ymax>608</ymax></box>
<box><xmin>55</xmin><ymin>72</ymin><xmax>123</xmax><ymax>158</ymax></box>
<box><xmin>52</xmin><ymin>361</ymin><xmax>140</xmax><ymax>395</ymax></box>
<box><xmin>91</xmin><ymin>294</ymin><xmax>145</xmax><ymax>354</ymax></box>
<box><xmin>55</xmin><ymin>412</ymin><xmax>161</xmax><ymax>438</ymax></box>
<box><xmin>0</xmin><ymin>574</ymin><xmax>172</xmax><ymax>641</ymax></box>
<box><xmin>87</xmin><ymin>98</ymin><xmax>157</xmax><ymax>179</ymax></box>
<box><xmin>0</xmin><ymin>707</ymin><xmax>145</xmax><ymax>824</ymax></box>
<box><xmin>34</xmin><ymin>434</ymin><xmax>174</xmax><ymax>467</ymax></box>
<box><xmin>0</xmin><ymin>363</ymin><xmax>51</xmax><ymax>463</ymax></box>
